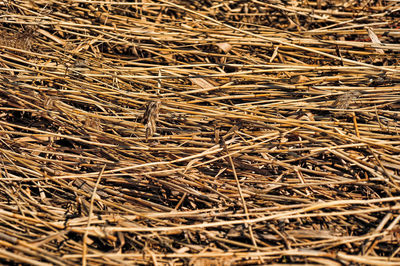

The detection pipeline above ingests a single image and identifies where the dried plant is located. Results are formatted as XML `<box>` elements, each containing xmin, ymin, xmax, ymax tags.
<box><xmin>0</xmin><ymin>1</ymin><xmax>399</xmax><ymax>265</ymax></box>
<box><xmin>332</xmin><ymin>90</ymin><xmax>362</xmax><ymax>111</ymax></box>
<box><xmin>141</xmin><ymin>100</ymin><xmax>161</xmax><ymax>140</ymax></box>
<box><xmin>0</xmin><ymin>28</ymin><xmax>34</xmax><ymax>51</ymax></box>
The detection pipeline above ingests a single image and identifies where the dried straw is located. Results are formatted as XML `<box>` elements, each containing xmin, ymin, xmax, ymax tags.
<box><xmin>0</xmin><ymin>0</ymin><xmax>399</xmax><ymax>264</ymax></box>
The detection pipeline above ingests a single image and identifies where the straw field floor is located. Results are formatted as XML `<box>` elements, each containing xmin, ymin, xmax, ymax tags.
<box><xmin>0</xmin><ymin>0</ymin><xmax>400</xmax><ymax>265</ymax></box>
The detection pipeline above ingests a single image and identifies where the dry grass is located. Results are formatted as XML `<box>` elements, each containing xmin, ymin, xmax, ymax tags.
<box><xmin>0</xmin><ymin>0</ymin><xmax>400</xmax><ymax>265</ymax></box>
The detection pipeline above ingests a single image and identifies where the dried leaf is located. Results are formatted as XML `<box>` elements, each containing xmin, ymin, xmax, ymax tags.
<box><xmin>189</xmin><ymin>78</ymin><xmax>214</xmax><ymax>90</ymax></box>
<box><xmin>290</xmin><ymin>75</ymin><xmax>311</xmax><ymax>84</ymax></box>
<box><xmin>141</xmin><ymin>100</ymin><xmax>161</xmax><ymax>140</ymax></box>
<box><xmin>332</xmin><ymin>90</ymin><xmax>362</xmax><ymax>110</ymax></box>
<box><xmin>367</xmin><ymin>27</ymin><xmax>385</xmax><ymax>54</ymax></box>
<box><xmin>215</xmin><ymin>42</ymin><xmax>232</xmax><ymax>53</ymax></box>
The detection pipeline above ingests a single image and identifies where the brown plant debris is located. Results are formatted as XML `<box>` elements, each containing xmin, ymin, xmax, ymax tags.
<box><xmin>141</xmin><ymin>100</ymin><xmax>161</xmax><ymax>140</ymax></box>
<box><xmin>332</xmin><ymin>90</ymin><xmax>362</xmax><ymax>110</ymax></box>
<box><xmin>0</xmin><ymin>0</ymin><xmax>400</xmax><ymax>265</ymax></box>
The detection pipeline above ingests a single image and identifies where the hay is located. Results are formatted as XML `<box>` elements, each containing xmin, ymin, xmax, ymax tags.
<box><xmin>0</xmin><ymin>0</ymin><xmax>399</xmax><ymax>264</ymax></box>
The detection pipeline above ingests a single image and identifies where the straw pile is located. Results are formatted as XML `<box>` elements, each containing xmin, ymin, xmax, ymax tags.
<box><xmin>0</xmin><ymin>0</ymin><xmax>400</xmax><ymax>265</ymax></box>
